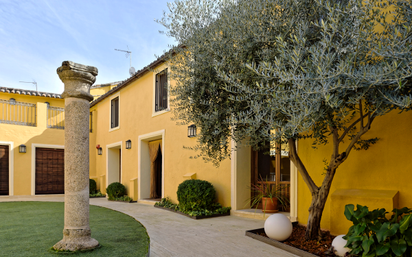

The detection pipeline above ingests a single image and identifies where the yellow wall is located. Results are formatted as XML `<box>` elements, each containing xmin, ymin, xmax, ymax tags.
<box><xmin>90</xmin><ymin>64</ymin><xmax>232</xmax><ymax>206</ymax></box>
<box><xmin>0</xmin><ymin>92</ymin><xmax>65</xmax><ymax>196</ymax></box>
<box><xmin>90</xmin><ymin>84</ymin><xmax>118</xmax><ymax>100</ymax></box>
<box><xmin>297</xmin><ymin>110</ymin><xmax>412</xmax><ymax>234</ymax></box>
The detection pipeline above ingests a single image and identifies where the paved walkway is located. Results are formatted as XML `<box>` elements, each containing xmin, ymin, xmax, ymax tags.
<box><xmin>0</xmin><ymin>195</ymin><xmax>298</xmax><ymax>257</ymax></box>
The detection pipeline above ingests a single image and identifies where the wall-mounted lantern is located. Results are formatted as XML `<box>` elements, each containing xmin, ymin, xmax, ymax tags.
<box><xmin>19</xmin><ymin>144</ymin><xmax>26</xmax><ymax>153</ymax></box>
<box><xmin>125</xmin><ymin>140</ymin><xmax>132</xmax><ymax>149</ymax></box>
<box><xmin>97</xmin><ymin>147</ymin><xmax>102</xmax><ymax>155</ymax></box>
<box><xmin>188</xmin><ymin>124</ymin><xmax>197</xmax><ymax>138</ymax></box>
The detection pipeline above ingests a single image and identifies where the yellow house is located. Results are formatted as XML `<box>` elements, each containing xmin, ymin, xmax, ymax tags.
<box><xmin>0</xmin><ymin>87</ymin><xmax>65</xmax><ymax>196</ymax></box>
<box><xmin>89</xmin><ymin>51</ymin><xmax>412</xmax><ymax>236</ymax></box>
<box><xmin>88</xmin><ymin>54</ymin><xmax>300</xmax><ymax>222</ymax></box>
<box><xmin>89</xmin><ymin>58</ymin><xmax>233</xmax><ymax>207</ymax></box>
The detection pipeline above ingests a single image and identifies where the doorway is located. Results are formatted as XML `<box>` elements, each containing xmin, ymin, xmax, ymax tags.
<box><xmin>107</xmin><ymin>144</ymin><xmax>122</xmax><ymax>186</ymax></box>
<box><xmin>251</xmin><ymin>142</ymin><xmax>291</xmax><ymax>211</ymax></box>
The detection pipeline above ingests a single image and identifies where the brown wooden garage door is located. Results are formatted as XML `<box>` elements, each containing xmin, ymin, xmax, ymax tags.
<box><xmin>0</xmin><ymin>145</ymin><xmax>9</xmax><ymax>195</ymax></box>
<box><xmin>35</xmin><ymin>148</ymin><xmax>64</xmax><ymax>194</ymax></box>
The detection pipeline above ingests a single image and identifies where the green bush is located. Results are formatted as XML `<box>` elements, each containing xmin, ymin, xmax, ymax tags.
<box><xmin>106</xmin><ymin>182</ymin><xmax>126</xmax><ymax>200</ymax></box>
<box><xmin>344</xmin><ymin>204</ymin><xmax>412</xmax><ymax>257</ymax></box>
<box><xmin>89</xmin><ymin>179</ymin><xmax>97</xmax><ymax>194</ymax></box>
<box><xmin>177</xmin><ymin>179</ymin><xmax>216</xmax><ymax>212</ymax></box>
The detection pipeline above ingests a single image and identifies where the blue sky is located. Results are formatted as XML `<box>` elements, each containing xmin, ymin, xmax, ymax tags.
<box><xmin>0</xmin><ymin>0</ymin><xmax>175</xmax><ymax>93</ymax></box>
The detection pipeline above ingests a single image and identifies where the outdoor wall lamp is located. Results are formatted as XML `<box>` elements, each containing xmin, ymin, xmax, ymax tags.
<box><xmin>19</xmin><ymin>144</ymin><xmax>26</xmax><ymax>153</ymax></box>
<box><xmin>125</xmin><ymin>140</ymin><xmax>132</xmax><ymax>149</ymax></box>
<box><xmin>97</xmin><ymin>147</ymin><xmax>102</xmax><ymax>155</ymax></box>
<box><xmin>188</xmin><ymin>124</ymin><xmax>197</xmax><ymax>138</ymax></box>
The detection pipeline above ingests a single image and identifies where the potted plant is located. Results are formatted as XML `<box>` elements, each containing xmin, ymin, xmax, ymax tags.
<box><xmin>249</xmin><ymin>180</ymin><xmax>289</xmax><ymax>213</ymax></box>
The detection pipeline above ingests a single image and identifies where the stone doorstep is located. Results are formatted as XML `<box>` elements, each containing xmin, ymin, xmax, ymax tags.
<box><xmin>231</xmin><ymin>209</ymin><xmax>291</xmax><ymax>221</ymax></box>
<box><xmin>138</xmin><ymin>199</ymin><xmax>158</xmax><ymax>206</ymax></box>
<box><xmin>246</xmin><ymin>228</ymin><xmax>317</xmax><ymax>257</ymax></box>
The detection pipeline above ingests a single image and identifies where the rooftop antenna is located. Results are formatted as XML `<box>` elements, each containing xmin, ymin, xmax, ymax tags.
<box><xmin>19</xmin><ymin>80</ymin><xmax>38</xmax><ymax>92</ymax></box>
<box><xmin>115</xmin><ymin>46</ymin><xmax>136</xmax><ymax>76</ymax></box>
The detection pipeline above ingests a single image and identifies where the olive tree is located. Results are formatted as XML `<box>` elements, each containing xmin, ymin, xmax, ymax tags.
<box><xmin>157</xmin><ymin>0</ymin><xmax>412</xmax><ymax>240</ymax></box>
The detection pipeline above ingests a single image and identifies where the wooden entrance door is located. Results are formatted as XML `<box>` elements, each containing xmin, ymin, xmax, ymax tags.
<box><xmin>0</xmin><ymin>145</ymin><xmax>9</xmax><ymax>195</ymax></box>
<box><xmin>35</xmin><ymin>148</ymin><xmax>64</xmax><ymax>194</ymax></box>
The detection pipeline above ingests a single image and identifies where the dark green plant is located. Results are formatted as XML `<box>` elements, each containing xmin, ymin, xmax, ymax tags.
<box><xmin>89</xmin><ymin>191</ymin><xmax>105</xmax><ymax>198</ymax></box>
<box><xmin>177</xmin><ymin>179</ymin><xmax>216</xmax><ymax>212</ymax></box>
<box><xmin>115</xmin><ymin>195</ymin><xmax>133</xmax><ymax>202</ymax></box>
<box><xmin>155</xmin><ymin>197</ymin><xmax>231</xmax><ymax>217</ymax></box>
<box><xmin>89</xmin><ymin>179</ymin><xmax>97</xmax><ymax>194</ymax></box>
<box><xmin>344</xmin><ymin>204</ymin><xmax>412</xmax><ymax>257</ymax></box>
<box><xmin>106</xmin><ymin>182</ymin><xmax>126</xmax><ymax>200</ymax></box>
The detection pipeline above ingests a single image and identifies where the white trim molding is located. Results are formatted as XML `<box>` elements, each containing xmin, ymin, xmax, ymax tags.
<box><xmin>31</xmin><ymin>143</ymin><xmax>64</xmax><ymax>196</ymax></box>
<box><xmin>0</xmin><ymin>141</ymin><xmax>14</xmax><ymax>196</ymax></box>
<box><xmin>138</xmin><ymin>129</ymin><xmax>165</xmax><ymax>201</ymax></box>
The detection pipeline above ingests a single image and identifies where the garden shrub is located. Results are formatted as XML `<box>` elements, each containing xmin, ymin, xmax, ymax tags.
<box><xmin>89</xmin><ymin>179</ymin><xmax>97</xmax><ymax>194</ymax></box>
<box><xmin>177</xmin><ymin>179</ymin><xmax>216</xmax><ymax>212</ymax></box>
<box><xmin>344</xmin><ymin>204</ymin><xmax>412</xmax><ymax>257</ymax></box>
<box><xmin>106</xmin><ymin>182</ymin><xmax>126</xmax><ymax>200</ymax></box>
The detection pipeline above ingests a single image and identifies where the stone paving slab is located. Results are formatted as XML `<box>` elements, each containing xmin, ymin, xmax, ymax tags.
<box><xmin>0</xmin><ymin>196</ymin><xmax>298</xmax><ymax>257</ymax></box>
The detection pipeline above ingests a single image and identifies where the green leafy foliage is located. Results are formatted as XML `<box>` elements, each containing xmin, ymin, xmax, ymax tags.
<box><xmin>344</xmin><ymin>204</ymin><xmax>412</xmax><ymax>256</ymax></box>
<box><xmin>89</xmin><ymin>191</ymin><xmax>105</xmax><ymax>198</ymax></box>
<box><xmin>106</xmin><ymin>182</ymin><xmax>126</xmax><ymax>200</ymax></box>
<box><xmin>177</xmin><ymin>179</ymin><xmax>217</xmax><ymax>212</ymax></box>
<box><xmin>89</xmin><ymin>179</ymin><xmax>97</xmax><ymax>194</ymax></box>
<box><xmin>155</xmin><ymin>197</ymin><xmax>231</xmax><ymax>217</ymax></box>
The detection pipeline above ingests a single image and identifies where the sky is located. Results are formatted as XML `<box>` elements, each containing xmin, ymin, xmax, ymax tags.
<box><xmin>0</xmin><ymin>0</ymin><xmax>176</xmax><ymax>93</ymax></box>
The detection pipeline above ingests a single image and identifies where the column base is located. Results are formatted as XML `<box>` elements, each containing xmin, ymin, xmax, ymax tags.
<box><xmin>53</xmin><ymin>228</ymin><xmax>99</xmax><ymax>252</ymax></box>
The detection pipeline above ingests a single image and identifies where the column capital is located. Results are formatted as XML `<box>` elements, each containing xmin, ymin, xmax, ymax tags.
<box><xmin>57</xmin><ymin>61</ymin><xmax>98</xmax><ymax>101</ymax></box>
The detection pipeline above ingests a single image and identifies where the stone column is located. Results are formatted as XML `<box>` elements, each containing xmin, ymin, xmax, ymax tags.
<box><xmin>53</xmin><ymin>61</ymin><xmax>99</xmax><ymax>251</ymax></box>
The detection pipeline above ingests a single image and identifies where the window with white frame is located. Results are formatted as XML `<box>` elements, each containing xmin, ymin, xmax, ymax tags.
<box><xmin>155</xmin><ymin>69</ymin><xmax>168</xmax><ymax>112</ymax></box>
<box><xmin>110</xmin><ymin>97</ymin><xmax>119</xmax><ymax>129</ymax></box>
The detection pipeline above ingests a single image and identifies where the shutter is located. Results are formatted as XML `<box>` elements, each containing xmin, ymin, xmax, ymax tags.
<box><xmin>155</xmin><ymin>74</ymin><xmax>159</xmax><ymax>111</ymax></box>
<box><xmin>161</xmin><ymin>70</ymin><xmax>168</xmax><ymax>109</ymax></box>
<box><xmin>111</xmin><ymin>99</ymin><xmax>115</xmax><ymax>128</ymax></box>
<box><xmin>111</xmin><ymin>97</ymin><xmax>119</xmax><ymax>128</ymax></box>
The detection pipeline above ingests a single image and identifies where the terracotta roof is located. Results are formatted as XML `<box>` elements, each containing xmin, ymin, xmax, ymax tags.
<box><xmin>90</xmin><ymin>50</ymin><xmax>171</xmax><ymax>108</ymax></box>
<box><xmin>0</xmin><ymin>87</ymin><xmax>62</xmax><ymax>98</ymax></box>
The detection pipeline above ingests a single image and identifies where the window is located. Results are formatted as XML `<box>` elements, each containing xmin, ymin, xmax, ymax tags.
<box><xmin>155</xmin><ymin>69</ymin><xmax>168</xmax><ymax>112</ymax></box>
<box><xmin>111</xmin><ymin>97</ymin><xmax>119</xmax><ymax>129</ymax></box>
<box><xmin>89</xmin><ymin>111</ymin><xmax>93</xmax><ymax>132</ymax></box>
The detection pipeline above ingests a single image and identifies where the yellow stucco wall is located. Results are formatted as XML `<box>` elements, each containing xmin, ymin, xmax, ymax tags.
<box><xmin>90</xmin><ymin>64</ymin><xmax>232</xmax><ymax>207</ymax></box>
<box><xmin>0</xmin><ymin>92</ymin><xmax>65</xmax><ymax>196</ymax></box>
<box><xmin>297</xmin><ymin>110</ymin><xmax>412</xmax><ymax>234</ymax></box>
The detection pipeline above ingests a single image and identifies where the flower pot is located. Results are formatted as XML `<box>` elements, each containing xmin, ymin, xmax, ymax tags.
<box><xmin>262</xmin><ymin>197</ymin><xmax>278</xmax><ymax>213</ymax></box>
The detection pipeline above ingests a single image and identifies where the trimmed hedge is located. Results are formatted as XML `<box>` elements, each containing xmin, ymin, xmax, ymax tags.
<box><xmin>106</xmin><ymin>182</ymin><xmax>126</xmax><ymax>200</ymax></box>
<box><xmin>89</xmin><ymin>179</ymin><xmax>97</xmax><ymax>194</ymax></box>
<box><xmin>177</xmin><ymin>179</ymin><xmax>216</xmax><ymax>212</ymax></box>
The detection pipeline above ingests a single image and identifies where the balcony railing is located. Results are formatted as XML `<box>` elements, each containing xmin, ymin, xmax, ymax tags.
<box><xmin>0</xmin><ymin>99</ymin><xmax>36</xmax><ymax>126</ymax></box>
<box><xmin>47</xmin><ymin>106</ymin><xmax>65</xmax><ymax>129</ymax></box>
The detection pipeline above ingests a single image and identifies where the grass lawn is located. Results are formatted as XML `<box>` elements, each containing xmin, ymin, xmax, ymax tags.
<box><xmin>0</xmin><ymin>202</ymin><xmax>149</xmax><ymax>257</ymax></box>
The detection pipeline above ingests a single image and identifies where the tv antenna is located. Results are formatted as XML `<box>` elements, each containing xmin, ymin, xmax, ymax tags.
<box><xmin>19</xmin><ymin>80</ymin><xmax>38</xmax><ymax>92</ymax></box>
<box><xmin>115</xmin><ymin>46</ymin><xmax>136</xmax><ymax>76</ymax></box>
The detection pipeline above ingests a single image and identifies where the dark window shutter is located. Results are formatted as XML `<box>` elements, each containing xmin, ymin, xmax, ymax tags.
<box><xmin>155</xmin><ymin>69</ymin><xmax>168</xmax><ymax>112</ymax></box>
<box><xmin>111</xmin><ymin>97</ymin><xmax>119</xmax><ymax>128</ymax></box>
<box><xmin>155</xmin><ymin>74</ymin><xmax>159</xmax><ymax>111</ymax></box>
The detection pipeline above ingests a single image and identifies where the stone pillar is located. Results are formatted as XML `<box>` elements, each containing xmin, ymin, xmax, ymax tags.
<box><xmin>53</xmin><ymin>61</ymin><xmax>99</xmax><ymax>251</ymax></box>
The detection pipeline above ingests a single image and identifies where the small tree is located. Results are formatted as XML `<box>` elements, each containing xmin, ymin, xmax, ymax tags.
<box><xmin>158</xmin><ymin>0</ymin><xmax>412</xmax><ymax>240</ymax></box>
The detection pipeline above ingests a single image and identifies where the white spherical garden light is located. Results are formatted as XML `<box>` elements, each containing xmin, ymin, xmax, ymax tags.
<box><xmin>264</xmin><ymin>213</ymin><xmax>293</xmax><ymax>241</ymax></box>
<box><xmin>332</xmin><ymin>235</ymin><xmax>350</xmax><ymax>257</ymax></box>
